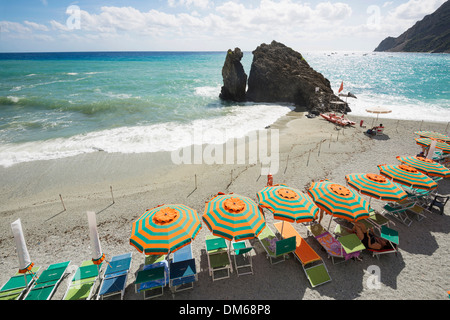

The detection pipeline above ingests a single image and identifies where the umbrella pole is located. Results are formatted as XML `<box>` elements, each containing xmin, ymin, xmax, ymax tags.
<box><xmin>327</xmin><ymin>213</ymin><xmax>333</xmax><ymax>232</ymax></box>
<box><xmin>228</xmin><ymin>240</ymin><xmax>234</xmax><ymax>273</ymax></box>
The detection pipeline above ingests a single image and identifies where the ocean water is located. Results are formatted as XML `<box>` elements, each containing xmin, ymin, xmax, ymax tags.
<box><xmin>0</xmin><ymin>51</ymin><xmax>449</xmax><ymax>167</ymax></box>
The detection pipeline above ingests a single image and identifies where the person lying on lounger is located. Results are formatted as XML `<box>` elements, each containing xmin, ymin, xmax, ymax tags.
<box><xmin>352</xmin><ymin>221</ymin><xmax>390</xmax><ymax>250</ymax></box>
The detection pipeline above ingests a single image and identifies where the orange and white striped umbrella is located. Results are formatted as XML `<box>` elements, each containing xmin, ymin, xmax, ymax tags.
<box><xmin>203</xmin><ymin>193</ymin><xmax>265</xmax><ymax>241</ymax></box>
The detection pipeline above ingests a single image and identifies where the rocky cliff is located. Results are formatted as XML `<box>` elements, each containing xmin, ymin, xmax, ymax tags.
<box><xmin>219</xmin><ymin>41</ymin><xmax>349</xmax><ymax>115</ymax></box>
<box><xmin>219</xmin><ymin>48</ymin><xmax>247</xmax><ymax>102</ymax></box>
<box><xmin>374</xmin><ymin>0</ymin><xmax>450</xmax><ymax>53</ymax></box>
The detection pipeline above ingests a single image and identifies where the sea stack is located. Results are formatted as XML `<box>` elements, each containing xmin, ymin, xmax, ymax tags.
<box><xmin>219</xmin><ymin>48</ymin><xmax>247</xmax><ymax>102</ymax></box>
<box><xmin>246</xmin><ymin>41</ymin><xmax>349</xmax><ymax>114</ymax></box>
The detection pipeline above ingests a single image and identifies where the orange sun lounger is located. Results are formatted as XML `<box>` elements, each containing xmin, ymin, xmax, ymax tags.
<box><xmin>274</xmin><ymin>222</ymin><xmax>331</xmax><ymax>287</ymax></box>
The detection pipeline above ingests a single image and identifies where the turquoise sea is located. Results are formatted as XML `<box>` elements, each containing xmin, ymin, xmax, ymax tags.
<box><xmin>0</xmin><ymin>51</ymin><xmax>449</xmax><ymax>167</ymax></box>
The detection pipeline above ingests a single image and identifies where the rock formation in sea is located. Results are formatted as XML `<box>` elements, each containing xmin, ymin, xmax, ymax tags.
<box><xmin>374</xmin><ymin>0</ymin><xmax>450</xmax><ymax>53</ymax></box>
<box><xmin>219</xmin><ymin>41</ymin><xmax>349</xmax><ymax>114</ymax></box>
<box><xmin>219</xmin><ymin>48</ymin><xmax>247</xmax><ymax>102</ymax></box>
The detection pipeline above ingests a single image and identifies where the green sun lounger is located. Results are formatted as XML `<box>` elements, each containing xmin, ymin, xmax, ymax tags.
<box><xmin>205</xmin><ymin>235</ymin><xmax>231</xmax><ymax>281</ymax></box>
<box><xmin>23</xmin><ymin>261</ymin><xmax>71</xmax><ymax>300</ymax></box>
<box><xmin>63</xmin><ymin>260</ymin><xmax>103</xmax><ymax>300</ymax></box>
<box><xmin>0</xmin><ymin>266</ymin><xmax>41</xmax><ymax>300</ymax></box>
<box><xmin>231</xmin><ymin>241</ymin><xmax>254</xmax><ymax>276</ymax></box>
<box><xmin>257</xmin><ymin>224</ymin><xmax>296</xmax><ymax>264</ymax></box>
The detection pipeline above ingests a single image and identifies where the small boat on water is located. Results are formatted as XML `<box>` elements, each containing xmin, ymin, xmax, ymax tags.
<box><xmin>320</xmin><ymin>113</ymin><xmax>356</xmax><ymax>127</ymax></box>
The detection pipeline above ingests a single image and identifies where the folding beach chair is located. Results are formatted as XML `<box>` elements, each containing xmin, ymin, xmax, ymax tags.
<box><xmin>366</xmin><ymin>208</ymin><xmax>393</xmax><ymax>230</ymax></box>
<box><xmin>428</xmin><ymin>194</ymin><xmax>449</xmax><ymax>215</ymax></box>
<box><xmin>367</xmin><ymin>225</ymin><xmax>399</xmax><ymax>259</ymax></box>
<box><xmin>257</xmin><ymin>224</ymin><xmax>296</xmax><ymax>265</ymax></box>
<box><xmin>0</xmin><ymin>266</ymin><xmax>40</xmax><ymax>300</ymax></box>
<box><xmin>63</xmin><ymin>260</ymin><xmax>103</xmax><ymax>300</ymax></box>
<box><xmin>169</xmin><ymin>244</ymin><xmax>197</xmax><ymax>292</ymax></box>
<box><xmin>382</xmin><ymin>200</ymin><xmax>415</xmax><ymax>227</ymax></box>
<box><xmin>231</xmin><ymin>240</ymin><xmax>254</xmax><ymax>276</ymax></box>
<box><xmin>135</xmin><ymin>256</ymin><xmax>168</xmax><ymax>299</ymax></box>
<box><xmin>307</xmin><ymin>223</ymin><xmax>364</xmax><ymax>264</ymax></box>
<box><xmin>23</xmin><ymin>261</ymin><xmax>71</xmax><ymax>300</ymax></box>
<box><xmin>205</xmin><ymin>235</ymin><xmax>232</xmax><ymax>281</ymax></box>
<box><xmin>274</xmin><ymin>222</ymin><xmax>331</xmax><ymax>288</ymax></box>
<box><xmin>97</xmin><ymin>253</ymin><xmax>132</xmax><ymax>300</ymax></box>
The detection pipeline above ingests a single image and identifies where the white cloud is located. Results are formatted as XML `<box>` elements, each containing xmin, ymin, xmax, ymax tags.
<box><xmin>168</xmin><ymin>0</ymin><xmax>211</xmax><ymax>10</ymax></box>
<box><xmin>0</xmin><ymin>21</ymin><xmax>31</xmax><ymax>33</ymax></box>
<box><xmin>389</xmin><ymin>0</ymin><xmax>446</xmax><ymax>20</ymax></box>
<box><xmin>24</xmin><ymin>20</ymin><xmax>49</xmax><ymax>32</ymax></box>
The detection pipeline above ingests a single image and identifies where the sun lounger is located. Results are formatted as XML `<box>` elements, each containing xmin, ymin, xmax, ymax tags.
<box><xmin>257</xmin><ymin>224</ymin><xmax>296</xmax><ymax>264</ymax></box>
<box><xmin>205</xmin><ymin>235</ymin><xmax>232</xmax><ymax>281</ymax></box>
<box><xmin>23</xmin><ymin>261</ymin><xmax>71</xmax><ymax>300</ymax></box>
<box><xmin>307</xmin><ymin>223</ymin><xmax>364</xmax><ymax>264</ymax></box>
<box><xmin>63</xmin><ymin>260</ymin><xmax>102</xmax><ymax>300</ymax></box>
<box><xmin>169</xmin><ymin>244</ymin><xmax>197</xmax><ymax>292</ymax></box>
<box><xmin>97</xmin><ymin>253</ymin><xmax>132</xmax><ymax>300</ymax></box>
<box><xmin>274</xmin><ymin>222</ymin><xmax>331</xmax><ymax>287</ymax></box>
<box><xmin>0</xmin><ymin>266</ymin><xmax>40</xmax><ymax>300</ymax></box>
<box><xmin>382</xmin><ymin>200</ymin><xmax>415</xmax><ymax>227</ymax></box>
<box><xmin>135</xmin><ymin>256</ymin><xmax>169</xmax><ymax>299</ymax></box>
<box><xmin>231</xmin><ymin>240</ymin><xmax>254</xmax><ymax>276</ymax></box>
<box><xmin>367</xmin><ymin>225</ymin><xmax>399</xmax><ymax>259</ymax></box>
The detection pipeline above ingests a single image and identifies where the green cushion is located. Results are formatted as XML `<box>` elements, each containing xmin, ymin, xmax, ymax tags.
<box><xmin>24</xmin><ymin>285</ymin><xmax>56</xmax><ymax>300</ymax></box>
<box><xmin>73</xmin><ymin>264</ymin><xmax>100</xmax><ymax>281</ymax></box>
<box><xmin>206</xmin><ymin>236</ymin><xmax>227</xmax><ymax>252</ymax></box>
<box><xmin>64</xmin><ymin>282</ymin><xmax>95</xmax><ymax>300</ymax></box>
<box><xmin>305</xmin><ymin>264</ymin><xmax>331</xmax><ymax>287</ymax></box>
<box><xmin>209</xmin><ymin>252</ymin><xmax>230</xmax><ymax>269</ymax></box>
<box><xmin>275</xmin><ymin>236</ymin><xmax>296</xmax><ymax>256</ymax></box>
<box><xmin>381</xmin><ymin>225</ymin><xmax>399</xmax><ymax>245</ymax></box>
<box><xmin>338</xmin><ymin>234</ymin><xmax>366</xmax><ymax>253</ymax></box>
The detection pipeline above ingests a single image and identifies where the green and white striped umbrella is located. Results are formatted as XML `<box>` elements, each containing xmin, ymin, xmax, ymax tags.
<box><xmin>396</xmin><ymin>156</ymin><xmax>450</xmax><ymax>178</ymax></box>
<box><xmin>414</xmin><ymin>131</ymin><xmax>450</xmax><ymax>143</ymax></box>
<box><xmin>257</xmin><ymin>184</ymin><xmax>318</xmax><ymax>223</ymax></box>
<box><xmin>130</xmin><ymin>204</ymin><xmax>201</xmax><ymax>255</ymax></box>
<box><xmin>203</xmin><ymin>193</ymin><xmax>265</xmax><ymax>241</ymax></box>
<box><xmin>307</xmin><ymin>180</ymin><xmax>370</xmax><ymax>222</ymax></box>
<box><xmin>378</xmin><ymin>164</ymin><xmax>438</xmax><ymax>190</ymax></box>
<box><xmin>345</xmin><ymin>173</ymin><xmax>408</xmax><ymax>202</ymax></box>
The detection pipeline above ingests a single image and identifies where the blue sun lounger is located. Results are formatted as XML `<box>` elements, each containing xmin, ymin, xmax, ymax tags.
<box><xmin>135</xmin><ymin>254</ymin><xmax>169</xmax><ymax>299</ymax></box>
<box><xmin>97</xmin><ymin>253</ymin><xmax>132</xmax><ymax>300</ymax></box>
<box><xmin>169</xmin><ymin>244</ymin><xmax>197</xmax><ymax>292</ymax></box>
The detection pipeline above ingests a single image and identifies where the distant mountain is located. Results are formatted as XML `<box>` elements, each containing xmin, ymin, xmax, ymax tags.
<box><xmin>374</xmin><ymin>0</ymin><xmax>450</xmax><ymax>53</ymax></box>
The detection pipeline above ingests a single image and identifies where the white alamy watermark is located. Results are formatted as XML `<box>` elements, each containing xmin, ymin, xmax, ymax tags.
<box><xmin>366</xmin><ymin>5</ymin><xmax>381</xmax><ymax>30</ymax></box>
<box><xmin>66</xmin><ymin>5</ymin><xmax>81</xmax><ymax>30</ymax></box>
<box><xmin>170</xmin><ymin>126</ymin><xmax>280</xmax><ymax>175</ymax></box>
<box><xmin>366</xmin><ymin>265</ymin><xmax>381</xmax><ymax>290</ymax></box>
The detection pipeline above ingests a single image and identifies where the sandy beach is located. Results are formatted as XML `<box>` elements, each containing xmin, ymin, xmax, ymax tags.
<box><xmin>1</xmin><ymin>111</ymin><xmax>449</xmax><ymax>302</ymax></box>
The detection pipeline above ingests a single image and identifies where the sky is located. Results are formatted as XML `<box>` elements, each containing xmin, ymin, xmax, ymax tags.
<box><xmin>0</xmin><ymin>0</ymin><xmax>447</xmax><ymax>52</ymax></box>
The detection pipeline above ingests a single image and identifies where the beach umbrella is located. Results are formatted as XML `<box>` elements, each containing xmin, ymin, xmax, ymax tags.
<box><xmin>87</xmin><ymin>211</ymin><xmax>106</xmax><ymax>266</ymax></box>
<box><xmin>130</xmin><ymin>204</ymin><xmax>201</xmax><ymax>255</ymax></box>
<box><xmin>396</xmin><ymin>156</ymin><xmax>450</xmax><ymax>178</ymax></box>
<box><xmin>10</xmin><ymin>219</ymin><xmax>37</xmax><ymax>286</ymax></box>
<box><xmin>256</xmin><ymin>184</ymin><xmax>319</xmax><ymax>223</ymax></box>
<box><xmin>414</xmin><ymin>131</ymin><xmax>450</xmax><ymax>143</ymax></box>
<box><xmin>378</xmin><ymin>164</ymin><xmax>438</xmax><ymax>191</ymax></box>
<box><xmin>366</xmin><ymin>106</ymin><xmax>392</xmax><ymax>126</ymax></box>
<box><xmin>307</xmin><ymin>180</ymin><xmax>370</xmax><ymax>228</ymax></box>
<box><xmin>203</xmin><ymin>193</ymin><xmax>265</xmax><ymax>242</ymax></box>
<box><xmin>415</xmin><ymin>138</ymin><xmax>450</xmax><ymax>155</ymax></box>
<box><xmin>345</xmin><ymin>173</ymin><xmax>408</xmax><ymax>204</ymax></box>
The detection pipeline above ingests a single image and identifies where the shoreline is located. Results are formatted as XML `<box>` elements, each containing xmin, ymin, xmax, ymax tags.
<box><xmin>1</xmin><ymin>111</ymin><xmax>449</xmax><ymax>300</ymax></box>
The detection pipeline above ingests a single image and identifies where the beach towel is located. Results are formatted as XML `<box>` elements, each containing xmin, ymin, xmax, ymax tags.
<box><xmin>315</xmin><ymin>232</ymin><xmax>360</xmax><ymax>260</ymax></box>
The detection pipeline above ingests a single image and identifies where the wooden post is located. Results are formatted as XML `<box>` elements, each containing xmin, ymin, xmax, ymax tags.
<box><xmin>446</xmin><ymin>121</ymin><xmax>449</xmax><ymax>133</ymax></box>
<box><xmin>336</xmin><ymin>129</ymin><xmax>340</xmax><ymax>142</ymax></box>
<box><xmin>59</xmin><ymin>194</ymin><xmax>66</xmax><ymax>211</ymax></box>
<box><xmin>318</xmin><ymin>141</ymin><xmax>322</xmax><ymax>157</ymax></box>
<box><xmin>419</xmin><ymin>120</ymin><xmax>423</xmax><ymax>131</ymax></box>
<box><xmin>110</xmin><ymin>186</ymin><xmax>115</xmax><ymax>204</ymax></box>
<box><xmin>307</xmin><ymin>150</ymin><xmax>311</xmax><ymax>167</ymax></box>
<box><xmin>195</xmin><ymin>174</ymin><xmax>197</xmax><ymax>189</ymax></box>
<box><xmin>396</xmin><ymin>119</ymin><xmax>399</xmax><ymax>133</ymax></box>
<box><xmin>329</xmin><ymin>134</ymin><xmax>332</xmax><ymax>148</ymax></box>
<box><xmin>284</xmin><ymin>154</ymin><xmax>289</xmax><ymax>174</ymax></box>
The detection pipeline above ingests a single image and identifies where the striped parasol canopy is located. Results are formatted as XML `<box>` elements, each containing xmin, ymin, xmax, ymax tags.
<box><xmin>256</xmin><ymin>184</ymin><xmax>319</xmax><ymax>223</ymax></box>
<box><xmin>345</xmin><ymin>173</ymin><xmax>408</xmax><ymax>202</ymax></box>
<box><xmin>130</xmin><ymin>204</ymin><xmax>201</xmax><ymax>255</ymax></box>
<box><xmin>396</xmin><ymin>156</ymin><xmax>450</xmax><ymax>178</ymax></box>
<box><xmin>307</xmin><ymin>180</ymin><xmax>370</xmax><ymax>222</ymax></box>
<box><xmin>203</xmin><ymin>193</ymin><xmax>265</xmax><ymax>241</ymax></box>
<box><xmin>415</xmin><ymin>138</ymin><xmax>450</xmax><ymax>154</ymax></box>
<box><xmin>378</xmin><ymin>164</ymin><xmax>438</xmax><ymax>190</ymax></box>
<box><xmin>414</xmin><ymin>131</ymin><xmax>450</xmax><ymax>143</ymax></box>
